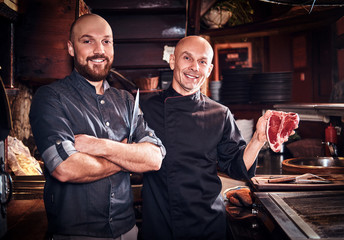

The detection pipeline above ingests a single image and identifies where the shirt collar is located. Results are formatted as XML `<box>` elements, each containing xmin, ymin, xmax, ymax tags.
<box><xmin>71</xmin><ymin>69</ymin><xmax>110</xmax><ymax>94</ymax></box>
<box><xmin>164</xmin><ymin>85</ymin><xmax>201</xmax><ymax>101</ymax></box>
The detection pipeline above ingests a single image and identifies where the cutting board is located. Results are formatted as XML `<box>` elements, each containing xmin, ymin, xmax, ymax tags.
<box><xmin>250</xmin><ymin>174</ymin><xmax>344</xmax><ymax>191</ymax></box>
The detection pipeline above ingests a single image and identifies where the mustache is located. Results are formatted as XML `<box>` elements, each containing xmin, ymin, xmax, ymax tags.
<box><xmin>86</xmin><ymin>54</ymin><xmax>109</xmax><ymax>61</ymax></box>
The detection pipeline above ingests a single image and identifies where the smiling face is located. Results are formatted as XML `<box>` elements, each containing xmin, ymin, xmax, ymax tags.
<box><xmin>170</xmin><ymin>36</ymin><xmax>214</xmax><ymax>96</ymax></box>
<box><xmin>67</xmin><ymin>14</ymin><xmax>114</xmax><ymax>82</ymax></box>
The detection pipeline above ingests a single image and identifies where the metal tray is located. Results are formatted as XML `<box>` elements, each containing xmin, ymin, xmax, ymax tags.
<box><xmin>254</xmin><ymin>190</ymin><xmax>344</xmax><ymax>239</ymax></box>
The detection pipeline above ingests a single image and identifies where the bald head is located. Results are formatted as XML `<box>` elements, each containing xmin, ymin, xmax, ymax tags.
<box><xmin>69</xmin><ymin>14</ymin><xmax>113</xmax><ymax>43</ymax></box>
<box><xmin>174</xmin><ymin>36</ymin><xmax>214</xmax><ymax>62</ymax></box>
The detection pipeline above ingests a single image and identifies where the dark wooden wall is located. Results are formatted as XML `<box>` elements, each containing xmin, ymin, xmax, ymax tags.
<box><xmin>15</xmin><ymin>0</ymin><xmax>77</xmax><ymax>87</ymax></box>
<box><xmin>0</xmin><ymin>16</ymin><xmax>12</xmax><ymax>87</ymax></box>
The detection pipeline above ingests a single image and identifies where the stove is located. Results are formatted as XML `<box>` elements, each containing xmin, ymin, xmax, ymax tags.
<box><xmin>254</xmin><ymin>190</ymin><xmax>344</xmax><ymax>239</ymax></box>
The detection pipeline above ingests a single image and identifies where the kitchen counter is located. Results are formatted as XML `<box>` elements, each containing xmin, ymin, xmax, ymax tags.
<box><xmin>254</xmin><ymin>190</ymin><xmax>344</xmax><ymax>239</ymax></box>
<box><xmin>274</xmin><ymin>103</ymin><xmax>344</xmax><ymax>111</ymax></box>
<box><xmin>219</xmin><ymin>148</ymin><xmax>344</xmax><ymax>240</ymax></box>
<box><xmin>218</xmin><ymin>149</ymin><xmax>286</xmax><ymax>240</ymax></box>
<box><xmin>218</xmin><ymin>173</ymin><xmax>270</xmax><ymax>240</ymax></box>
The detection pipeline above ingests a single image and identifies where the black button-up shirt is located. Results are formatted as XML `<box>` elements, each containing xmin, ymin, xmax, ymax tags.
<box><xmin>29</xmin><ymin>70</ymin><xmax>165</xmax><ymax>238</ymax></box>
<box><xmin>140</xmin><ymin>87</ymin><xmax>256</xmax><ymax>240</ymax></box>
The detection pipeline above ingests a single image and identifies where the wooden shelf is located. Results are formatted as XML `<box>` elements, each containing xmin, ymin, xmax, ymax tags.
<box><xmin>5</xmin><ymin>87</ymin><xmax>19</xmax><ymax>96</ymax></box>
<box><xmin>113</xmin><ymin>65</ymin><xmax>170</xmax><ymax>70</ymax></box>
<box><xmin>200</xmin><ymin>6</ymin><xmax>343</xmax><ymax>39</ymax></box>
<box><xmin>91</xmin><ymin>7</ymin><xmax>186</xmax><ymax>15</ymax></box>
<box><xmin>114</xmin><ymin>38</ymin><xmax>181</xmax><ymax>43</ymax></box>
<box><xmin>132</xmin><ymin>89</ymin><xmax>163</xmax><ymax>94</ymax></box>
<box><xmin>84</xmin><ymin>0</ymin><xmax>186</xmax><ymax>12</ymax></box>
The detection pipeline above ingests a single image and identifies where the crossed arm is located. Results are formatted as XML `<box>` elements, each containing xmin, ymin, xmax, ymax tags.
<box><xmin>52</xmin><ymin>135</ymin><xmax>163</xmax><ymax>183</ymax></box>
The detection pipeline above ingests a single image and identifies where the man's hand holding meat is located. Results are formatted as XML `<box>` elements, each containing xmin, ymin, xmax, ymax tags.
<box><xmin>243</xmin><ymin>110</ymin><xmax>273</xmax><ymax>170</ymax></box>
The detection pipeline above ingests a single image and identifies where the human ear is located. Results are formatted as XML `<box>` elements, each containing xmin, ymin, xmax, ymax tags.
<box><xmin>169</xmin><ymin>54</ymin><xmax>175</xmax><ymax>70</ymax></box>
<box><xmin>206</xmin><ymin>64</ymin><xmax>214</xmax><ymax>78</ymax></box>
<box><xmin>67</xmin><ymin>40</ymin><xmax>75</xmax><ymax>57</ymax></box>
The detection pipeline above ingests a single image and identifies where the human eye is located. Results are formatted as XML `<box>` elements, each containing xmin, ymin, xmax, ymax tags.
<box><xmin>200</xmin><ymin>60</ymin><xmax>207</xmax><ymax>65</ymax></box>
<box><xmin>183</xmin><ymin>55</ymin><xmax>191</xmax><ymax>61</ymax></box>
<box><xmin>103</xmin><ymin>39</ymin><xmax>113</xmax><ymax>45</ymax></box>
<box><xmin>80</xmin><ymin>38</ymin><xmax>92</xmax><ymax>44</ymax></box>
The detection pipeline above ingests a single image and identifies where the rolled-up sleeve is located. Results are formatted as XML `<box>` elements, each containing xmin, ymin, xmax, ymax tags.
<box><xmin>134</xmin><ymin>112</ymin><xmax>166</xmax><ymax>159</ymax></box>
<box><xmin>41</xmin><ymin>140</ymin><xmax>78</xmax><ymax>174</ymax></box>
<box><xmin>29</xmin><ymin>86</ymin><xmax>78</xmax><ymax>174</ymax></box>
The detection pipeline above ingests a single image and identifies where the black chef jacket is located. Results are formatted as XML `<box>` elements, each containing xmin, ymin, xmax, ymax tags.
<box><xmin>140</xmin><ymin>86</ymin><xmax>256</xmax><ymax>240</ymax></box>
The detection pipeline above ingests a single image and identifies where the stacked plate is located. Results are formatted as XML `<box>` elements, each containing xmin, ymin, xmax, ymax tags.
<box><xmin>235</xmin><ymin>119</ymin><xmax>254</xmax><ymax>143</ymax></box>
<box><xmin>251</xmin><ymin>72</ymin><xmax>292</xmax><ymax>103</ymax></box>
<box><xmin>210</xmin><ymin>81</ymin><xmax>222</xmax><ymax>102</ymax></box>
<box><xmin>220</xmin><ymin>68</ymin><xmax>255</xmax><ymax>104</ymax></box>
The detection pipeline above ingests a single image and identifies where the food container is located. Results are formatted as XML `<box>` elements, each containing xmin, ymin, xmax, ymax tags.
<box><xmin>282</xmin><ymin>157</ymin><xmax>344</xmax><ymax>174</ymax></box>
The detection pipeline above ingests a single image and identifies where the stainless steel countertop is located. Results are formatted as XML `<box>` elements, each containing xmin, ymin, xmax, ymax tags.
<box><xmin>274</xmin><ymin>103</ymin><xmax>344</xmax><ymax>110</ymax></box>
<box><xmin>273</xmin><ymin>103</ymin><xmax>344</xmax><ymax>121</ymax></box>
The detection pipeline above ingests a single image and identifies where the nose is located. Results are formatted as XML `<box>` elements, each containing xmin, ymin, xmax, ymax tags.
<box><xmin>93</xmin><ymin>41</ymin><xmax>105</xmax><ymax>54</ymax></box>
<box><xmin>189</xmin><ymin>60</ymin><xmax>199</xmax><ymax>72</ymax></box>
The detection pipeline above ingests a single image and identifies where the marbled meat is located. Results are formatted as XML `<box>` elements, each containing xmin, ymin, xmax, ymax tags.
<box><xmin>267</xmin><ymin>111</ymin><xmax>300</xmax><ymax>152</ymax></box>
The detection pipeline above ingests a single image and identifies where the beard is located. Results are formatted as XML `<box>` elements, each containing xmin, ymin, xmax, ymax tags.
<box><xmin>74</xmin><ymin>54</ymin><xmax>113</xmax><ymax>82</ymax></box>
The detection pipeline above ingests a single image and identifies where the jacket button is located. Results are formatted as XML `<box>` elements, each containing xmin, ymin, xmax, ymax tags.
<box><xmin>100</xmin><ymin>100</ymin><xmax>105</xmax><ymax>104</ymax></box>
<box><xmin>106</xmin><ymin>122</ymin><xmax>110</xmax><ymax>127</ymax></box>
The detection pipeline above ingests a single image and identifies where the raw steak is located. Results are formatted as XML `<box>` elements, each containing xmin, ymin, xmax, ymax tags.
<box><xmin>267</xmin><ymin>111</ymin><xmax>299</xmax><ymax>152</ymax></box>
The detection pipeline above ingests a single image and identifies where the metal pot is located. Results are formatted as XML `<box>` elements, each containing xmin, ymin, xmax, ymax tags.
<box><xmin>282</xmin><ymin>157</ymin><xmax>344</xmax><ymax>174</ymax></box>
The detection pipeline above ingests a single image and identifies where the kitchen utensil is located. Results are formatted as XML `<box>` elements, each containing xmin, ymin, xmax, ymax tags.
<box><xmin>128</xmin><ymin>89</ymin><xmax>140</xmax><ymax>143</ymax></box>
<box><xmin>326</xmin><ymin>142</ymin><xmax>341</xmax><ymax>161</ymax></box>
<box><xmin>250</xmin><ymin>174</ymin><xmax>344</xmax><ymax>191</ymax></box>
<box><xmin>267</xmin><ymin>173</ymin><xmax>332</xmax><ymax>184</ymax></box>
